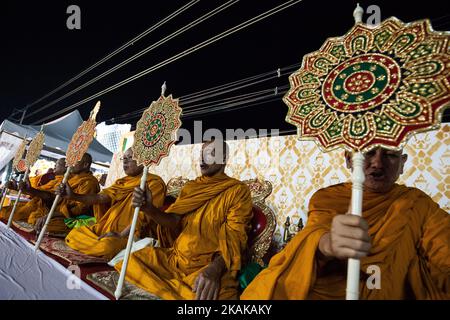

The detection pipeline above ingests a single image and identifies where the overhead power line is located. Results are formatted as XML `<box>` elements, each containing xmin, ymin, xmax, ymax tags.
<box><xmin>106</xmin><ymin>63</ymin><xmax>298</xmax><ymax>123</ymax></box>
<box><xmin>31</xmin><ymin>0</ymin><xmax>304</xmax><ymax>125</ymax></box>
<box><xmin>25</xmin><ymin>0</ymin><xmax>238</xmax><ymax>120</ymax></box>
<box><xmin>18</xmin><ymin>0</ymin><xmax>201</xmax><ymax>117</ymax></box>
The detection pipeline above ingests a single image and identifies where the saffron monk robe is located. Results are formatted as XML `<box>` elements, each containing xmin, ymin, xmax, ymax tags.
<box><xmin>114</xmin><ymin>139</ymin><xmax>253</xmax><ymax>300</ymax></box>
<box><xmin>241</xmin><ymin>148</ymin><xmax>449</xmax><ymax>300</ymax></box>
<box><xmin>33</xmin><ymin>154</ymin><xmax>100</xmax><ymax>235</ymax></box>
<box><xmin>29</xmin><ymin>167</ymin><xmax>56</xmax><ymax>189</ymax></box>
<box><xmin>60</xmin><ymin>148</ymin><xmax>166</xmax><ymax>260</ymax></box>
<box><xmin>0</xmin><ymin>158</ymin><xmax>67</xmax><ymax>223</ymax></box>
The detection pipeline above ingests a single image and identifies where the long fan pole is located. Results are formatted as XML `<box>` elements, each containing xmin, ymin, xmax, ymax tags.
<box><xmin>6</xmin><ymin>168</ymin><xmax>30</xmax><ymax>228</ymax></box>
<box><xmin>114</xmin><ymin>166</ymin><xmax>149</xmax><ymax>300</ymax></box>
<box><xmin>0</xmin><ymin>187</ymin><xmax>9</xmax><ymax>212</ymax></box>
<box><xmin>34</xmin><ymin>167</ymin><xmax>72</xmax><ymax>250</ymax></box>
<box><xmin>0</xmin><ymin>170</ymin><xmax>14</xmax><ymax>211</ymax></box>
<box><xmin>345</xmin><ymin>151</ymin><xmax>365</xmax><ymax>300</ymax></box>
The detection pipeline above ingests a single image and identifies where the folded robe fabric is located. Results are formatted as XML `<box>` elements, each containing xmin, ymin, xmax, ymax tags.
<box><xmin>65</xmin><ymin>173</ymin><xmax>166</xmax><ymax>260</ymax></box>
<box><xmin>241</xmin><ymin>183</ymin><xmax>450</xmax><ymax>300</ymax></box>
<box><xmin>114</xmin><ymin>173</ymin><xmax>254</xmax><ymax>300</ymax></box>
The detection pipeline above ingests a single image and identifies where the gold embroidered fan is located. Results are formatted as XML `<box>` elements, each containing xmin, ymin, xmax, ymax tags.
<box><xmin>283</xmin><ymin>4</ymin><xmax>450</xmax><ymax>300</ymax></box>
<box><xmin>132</xmin><ymin>87</ymin><xmax>182</xmax><ymax>166</ymax></box>
<box><xmin>7</xmin><ymin>129</ymin><xmax>46</xmax><ymax>228</ymax></box>
<box><xmin>66</xmin><ymin>102</ymin><xmax>101</xmax><ymax>167</ymax></box>
<box><xmin>284</xmin><ymin>17</ymin><xmax>449</xmax><ymax>153</ymax></box>
<box><xmin>115</xmin><ymin>83</ymin><xmax>182</xmax><ymax>300</ymax></box>
<box><xmin>35</xmin><ymin>101</ymin><xmax>101</xmax><ymax>250</ymax></box>
<box><xmin>12</xmin><ymin>139</ymin><xmax>27</xmax><ymax>172</ymax></box>
<box><xmin>25</xmin><ymin>131</ymin><xmax>45</xmax><ymax>168</ymax></box>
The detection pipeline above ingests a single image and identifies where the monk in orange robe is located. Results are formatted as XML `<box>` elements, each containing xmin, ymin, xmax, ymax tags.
<box><xmin>241</xmin><ymin>148</ymin><xmax>449</xmax><ymax>300</ymax></box>
<box><xmin>114</xmin><ymin>139</ymin><xmax>253</xmax><ymax>300</ymax></box>
<box><xmin>33</xmin><ymin>153</ymin><xmax>100</xmax><ymax>235</ymax></box>
<box><xmin>29</xmin><ymin>168</ymin><xmax>56</xmax><ymax>189</ymax></box>
<box><xmin>0</xmin><ymin>158</ymin><xmax>66</xmax><ymax>222</ymax></box>
<box><xmin>61</xmin><ymin>148</ymin><xmax>166</xmax><ymax>260</ymax></box>
<box><xmin>29</xmin><ymin>175</ymin><xmax>42</xmax><ymax>189</ymax></box>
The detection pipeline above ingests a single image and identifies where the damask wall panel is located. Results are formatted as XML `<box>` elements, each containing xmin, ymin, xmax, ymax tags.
<box><xmin>106</xmin><ymin>124</ymin><xmax>449</xmax><ymax>244</ymax></box>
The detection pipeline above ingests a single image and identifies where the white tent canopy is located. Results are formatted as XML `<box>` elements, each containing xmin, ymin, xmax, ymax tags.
<box><xmin>0</xmin><ymin>110</ymin><xmax>113</xmax><ymax>173</ymax></box>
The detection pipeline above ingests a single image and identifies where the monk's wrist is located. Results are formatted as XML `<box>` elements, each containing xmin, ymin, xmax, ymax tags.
<box><xmin>141</xmin><ymin>202</ymin><xmax>154</xmax><ymax>213</ymax></box>
<box><xmin>210</xmin><ymin>254</ymin><xmax>226</xmax><ymax>275</ymax></box>
<box><xmin>205</xmin><ymin>261</ymin><xmax>225</xmax><ymax>280</ymax></box>
<box><xmin>119</xmin><ymin>232</ymin><xmax>127</xmax><ymax>238</ymax></box>
<box><xmin>318</xmin><ymin>232</ymin><xmax>334</xmax><ymax>259</ymax></box>
<box><xmin>119</xmin><ymin>226</ymin><xmax>130</xmax><ymax>238</ymax></box>
<box><xmin>66</xmin><ymin>192</ymin><xmax>79</xmax><ymax>201</ymax></box>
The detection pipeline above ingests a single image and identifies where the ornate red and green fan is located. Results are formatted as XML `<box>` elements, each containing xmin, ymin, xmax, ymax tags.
<box><xmin>115</xmin><ymin>83</ymin><xmax>182</xmax><ymax>300</ymax></box>
<box><xmin>35</xmin><ymin>101</ymin><xmax>101</xmax><ymax>250</ymax></box>
<box><xmin>132</xmin><ymin>88</ymin><xmax>182</xmax><ymax>167</ymax></box>
<box><xmin>66</xmin><ymin>104</ymin><xmax>100</xmax><ymax>168</ymax></box>
<box><xmin>283</xmin><ymin>6</ymin><xmax>450</xmax><ymax>300</ymax></box>
<box><xmin>7</xmin><ymin>128</ymin><xmax>46</xmax><ymax>228</ymax></box>
<box><xmin>12</xmin><ymin>139</ymin><xmax>27</xmax><ymax>173</ymax></box>
<box><xmin>15</xmin><ymin>160</ymin><xmax>27</xmax><ymax>173</ymax></box>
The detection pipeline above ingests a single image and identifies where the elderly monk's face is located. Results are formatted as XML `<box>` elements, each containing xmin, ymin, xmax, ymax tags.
<box><xmin>54</xmin><ymin>158</ymin><xmax>67</xmax><ymax>175</ymax></box>
<box><xmin>346</xmin><ymin>147</ymin><xmax>407</xmax><ymax>193</ymax></box>
<box><xmin>200</xmin><ymin>142</ymin><xmax>226</xmax><ymax>177</ymax></box>
<box><xmin>122</xmin><ymin>149</ymin><xmax>143</xmax><ymax>177</ymax></box>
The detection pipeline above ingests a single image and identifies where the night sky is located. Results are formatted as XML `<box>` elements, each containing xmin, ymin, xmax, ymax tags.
<box><xmin>1</xmin><ymin>0</ymin><xmax>449</xmax><ymax>139</ymax></box>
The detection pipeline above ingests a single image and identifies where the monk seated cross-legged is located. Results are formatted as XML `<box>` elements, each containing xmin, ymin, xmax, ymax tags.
<box><xmin>0</xmin><ymin>158</ymin><xmax>67</xmax><ymax>224</ymax></box>
<box><xmin>114</xmin><ymin>139</ymin><xmax>254</xmax><ymax>300</ymax></box>
<box><xmin>241</xmin><ymin>147</ymin><xmax>450</xmax><ymax>300</ymax></box>
<box><xmin>61</xmin><ymin>148</ymin><xmax>166</xmax><ymax>260</ymax></box>
<box><xmin>33</xmin><ymin>153</ymin><xmax>100</xmax><ymax>236</ymax></box>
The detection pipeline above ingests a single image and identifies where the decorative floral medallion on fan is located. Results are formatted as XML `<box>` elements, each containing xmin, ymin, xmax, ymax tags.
<box><xmin>283</xmin><ymin>18</ymin><xmax>450</xmax><ymax>152</ymax></box>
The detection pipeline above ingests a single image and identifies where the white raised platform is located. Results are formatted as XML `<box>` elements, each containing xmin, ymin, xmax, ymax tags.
<box><xmin>0</xmin><ymin>221</ymin><xmax>107</xmax><ymax>300</ymax></box>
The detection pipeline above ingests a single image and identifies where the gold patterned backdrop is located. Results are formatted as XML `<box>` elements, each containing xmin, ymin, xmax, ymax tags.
<box><xmin>106</xmin><ymin>124</ymin><xmax>449</xmax><ymax>243</ymax></box>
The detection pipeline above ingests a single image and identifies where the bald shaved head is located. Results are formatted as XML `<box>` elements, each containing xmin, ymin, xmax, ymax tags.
<box><xmin>71</xmin><ymin>153</ymin><xmax>93</xmax><ymax>174</ymax></box>
<box><xmin>54</xmin><ymin>158</ymin><xmax>66</xmax><ymax>175</ymax></box>
<box><xmin>199</xmin><ymin>139</ymin><xmax>229</xmax><ymax>176</ymax></box>
<box><xmin>122</xmin><ymin>148</ymin><xmax>144</xmax><ymax>177</ymax></box>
